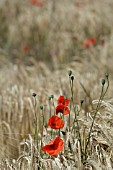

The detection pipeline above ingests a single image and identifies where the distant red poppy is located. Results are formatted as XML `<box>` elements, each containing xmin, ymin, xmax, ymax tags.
<box><xmin>47</xmin><ymin>115</ymin><xmax>64</xmax><ymax>129</ymax></box>
<box><xmin>56</xmin><ymin>104</ymin><xmax>70</xmax><ymax>115</ymax></box>
<box><xmin>22</xmin><ymin>44</ymin><xmax>29</xmax><ymax>52</ymax></box>
<box><xmin>58</xmin><ymin>96</ymin><xmax>70</xmax><ymax>106</ymax></box>
<box><xmin>74</xmin><ymin>2</ymin><xmax>84</xmax><ymax>8</ymax></box>
<box><xmin>82</xmin><ymin>37</ymin><xmax>96</xmax><ymax>48</ymax></box>
<box><xmin>30</xmin><ymin>0</ymin><xmax>46</xmax><ymax>7</ymax></box>
<box><xmin>42</xmin><ymin>136</ymin><xmax>64</xmax><ymax>156</ymax></box>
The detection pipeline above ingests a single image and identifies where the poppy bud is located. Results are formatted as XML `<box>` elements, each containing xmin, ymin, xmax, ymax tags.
<box><xmin>105</xmin><ymin>72</ymin><xmax>109</xmax><ymax>79</ymax></box>
<box><xmin>68</xmin><ymin>70</ymin><xmax>72</xmax><ymax>77</ymax></box>
<box><xmin>40</xmin><ymin>105</ymin><xmax>44</xmax><ymax>110</ymax></box>
<box><xmin>81</xmin><ymin>100</ymin><xmax>84</xmax><ymax>105</ymax></box>
<box><xmin>102</xmin><ymin>79</ymin><xmax>105</xmax><ymax>86</ymax></box>
<box><xmin>32</xmin><ymin>93</ymin><xmax>36</xmax><ymax>97</ymax></box>
<box><xmin>51</xmin><ymin>95</ymin><xmax>54</xmax><ymax>99</ymax></box>
<box><xmin>71</xmin><ymin>76</ymin><xmax>74</xmax><ymax>81</ymax></box>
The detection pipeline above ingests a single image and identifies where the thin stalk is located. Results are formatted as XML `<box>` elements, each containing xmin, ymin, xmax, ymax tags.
<box><xmin>41</xmin><ymin>109</ymin><xmax>44</xmax><ymax>148</ymax></box>
<box><xmin>80</xmin><ymin>82</ymin><xmax>94</xmax><ymax>110</ymax></box>
<box><xmin>48</xmin><ymin>99</ymin><xmax>52</xmax><ymax>118</ymax></box>
<box><xmin>69</xmin><ymin>78</ymin><xmax>73</xmax><ymax>131</ymax></box>
<box><xmin>32</xmin><ymin>97</ymin><xmax>38</xmax><ymax>149</ymax></box>
<box><xmin>48</xmin><ymin>98</ymin><xmax>53</xmax><ymax>138</ymax></box>
<box><xmin>69</xmin><ymin>77</ymin><xmax>83</xmax><ymax>159</ymax></box>
<box><xmin>32</xmin><ymin>95</ymin><xmax>38</xmax><ymax>169</ymax></box>
<box><xmin>84</xmin><ymin>78</ymin><xmax>109</xmax><ymax>160</ymax></box>
<box><xmin>58</xmin><ymin>129</ymin><xmax>60</xmax><ymax>136</ymax></box>
<box><xmin>71</xmin><ymin>106</ymin><xmax>81</xmax><ymax>133</ymax></box>
<box><xmin>52</xmin><ymin>100</ymin><xmax>56</xmax><ymax>115</ymax></box>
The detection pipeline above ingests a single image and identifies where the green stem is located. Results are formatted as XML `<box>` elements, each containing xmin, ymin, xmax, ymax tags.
<box><xmin>84</xmin><ymin>78</ymin><xmax>109</xmax><ymax>160</ymax></box>
<box><xmin>33</xmin><ymin>97</ymin><xmax>38</xmax><ymax>149</ymax></box>
<box><xmin>69</xmin><ymin>77</ymin><xmax>83</xmax><ymax>159</ymax></box>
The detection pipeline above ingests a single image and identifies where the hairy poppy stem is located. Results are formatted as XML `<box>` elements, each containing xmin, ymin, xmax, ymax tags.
<box><xmin>53</xmin><ymin>101</ymin><xmax>56</xmax><ymax>115</ymax></box>
<box><xmin>48</xmin><ymin>97</ymin><xmax>53</xmax><ymax>138</ymax></box>
<box><xmin>58</xmin><ymin>129</ymin><xmax>60</xmax><ymax>136</ymax></box>
<box><xmin>32</xmin><ymin>96</ymin><xmax>38</xmax><ymax>149</ymax></box>
<box><xmin>32</xmin><ymin>94</ymin><xmax>39</xmax><ymax>168</ymax></box>
<box><xmin>69</xmin><ymin>76</ymin><xmax>83</xmax><ymax>159</ymax></box>
<box><xmin>69</xmin><ymin>78</ymin><xmax>73</xmax><ymax>131</ymax></box>
<box><xmin>40</xmin><ymin>105</ymin><xmax>45</xmax><ymax>156</ymax></box>
<box><xmin>84</xmin><ymin>76</ymin><xmax>109</xmax><ymax>161</ymax></box>
<box><xmin>48</xmin><ymin>97</ymin><xmax>52</xmax><ymax>118</ymax></box>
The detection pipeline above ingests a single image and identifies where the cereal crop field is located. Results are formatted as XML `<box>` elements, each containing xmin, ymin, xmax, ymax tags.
<box><xmin>0</xmin><ymin>0</ymin><xmax>113</xmax><ymax>169</ymax></box>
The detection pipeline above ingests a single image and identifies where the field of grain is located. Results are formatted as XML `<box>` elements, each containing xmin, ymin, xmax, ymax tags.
<box><xmin>0</xmin><ymin>0</ymin><xmax>113</xmax><ymax>169</ymax></box>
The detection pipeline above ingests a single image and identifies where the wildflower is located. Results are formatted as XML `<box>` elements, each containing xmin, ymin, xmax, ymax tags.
<box><xmin>42</xmin><ymin>136</ymin><xmax>64</xmax><ymax>156</ymax></box>
<box><xmin>22</xmin><ymin>44</ymin><xmax>29</xmax><ymax>52</ymax></box>
<box><xmin>58</xmin><ymin>96</ymin><xmax>70</xmax><ymax>106</ymax></box>
<box><xmin>47</xmin><ymin>115</ymin><xmax>64</xmax><ymax>129</ymax></box>
<box><xmin>82</xmin><ymin>37</ymin><xmax>96</xmax><ymax>48</ymax></box>
<box><xmin>30</xmin><ymin>0</ymin><xmax>46</xmax><ymax>7</ymax></box>
<box><xmin>74</xmin><ymin>2</ymin><xmax>84</xmax><ymax>8</ymax></box>
<box><xmin>56</xmin><ymin>104</ymin><xmax>70</xmax><ymax>115</ymax></box>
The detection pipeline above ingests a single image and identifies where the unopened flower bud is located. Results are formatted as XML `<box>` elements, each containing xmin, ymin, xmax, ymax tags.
<box><xmin>40</xmin><ymin>105</ymin><xmax>44</xmax><ymax>110</ymax></box>
<box><xmin>71</xmin><ymin>76</ymin><xmax>74</xmax><ymax>81</ymax></box>
<box><xmin>81</xmin><ymin>100</ymin><xmax>84</xmax><ymax>105</ymax></box>
<box><xmin>102</xmin><ymin>79</ymin><xmax>105</xmax><ymax>86</ymax></box>
<box><xmin>51</xmin><ymin>95</ymin><xmax>54</xmax><ymax>99</ymax></box>
<box><xmin>68</xmin><ymin>70</ymin><xmax>72</xmax><ymax>77</ymax></box>
<box><xmin>32</xmin><ymin>93</ymin><xmax>36</xmax><ymax>97</ymax></box>
<box><xmin>105</xmin><ymin>72</ymin><xmax>109</xmax><ymax>79</ymax></box>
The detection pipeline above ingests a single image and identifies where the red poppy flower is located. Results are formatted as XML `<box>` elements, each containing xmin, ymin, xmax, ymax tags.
<box><xmin>82</xmin><ymin>38</ymin><xmax>96</xmax><ymax>48</ymax></box>
<box><xmin>74</xmin><ymin>2</ymin><xmax>84</xmax><ymax>8</ymax></box>
<box><xmin>42</xmin><ymin>136</ymin><xmax>64</xmax><ymax>156</ymax></box>
<box><xmin>58</xmin><ymin>96</ymin><xmax>70</xmax><ymax>106</ymax></box>
<box><xmin>30</xmin><ymin>0</ymin><xmax>46</xmax><ymax>7</ymax></box>
<box><xmin>47</xmin><ymin>115</ymin><xmax>64</xmax><ymax>129</ymax></box>
<box><xmin>56</xmin><ymin>104</ymin><xmax>70</xmax><ymax>115</ymax></box>
<box><xmin>22</xmin><ymin>44</ymin><xmax>29</xmax><ymax>52</ymax></box>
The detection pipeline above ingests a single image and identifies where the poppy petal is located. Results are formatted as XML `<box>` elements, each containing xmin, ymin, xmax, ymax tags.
<box><xmin>47</xmin><ymin>115</ymin><xmax>64</xmax><ymax>129</ymax></box>
<box><xmin>42</xmin><ymin>136</ymin><xmax>64</xmax><ymax>156</ymax></box>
